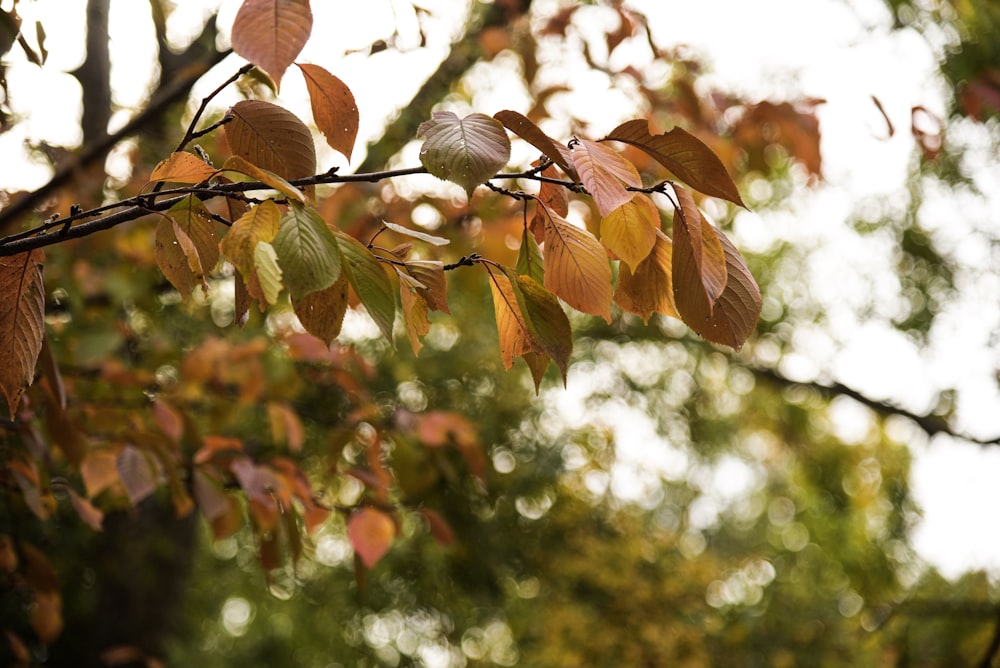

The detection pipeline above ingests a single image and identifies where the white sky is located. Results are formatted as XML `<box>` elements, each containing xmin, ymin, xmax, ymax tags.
<box><xmin>2</xmin><ymin>0</ymin><xmax>999</xmax><ymax>579</ymax></box>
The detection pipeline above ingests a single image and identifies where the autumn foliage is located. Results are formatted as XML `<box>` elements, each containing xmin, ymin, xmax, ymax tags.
<box><xmin>0</xmin><ymin>0</ymin><xmax>762</xmax><ymax>655</ymax></box>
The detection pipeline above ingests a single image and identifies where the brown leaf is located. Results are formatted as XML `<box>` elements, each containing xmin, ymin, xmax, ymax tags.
<box><xmin>398</xmin><ymin>273</ymin><xmax>430</xmax><ymax>356</ymax></box>
<box><xmin>614</xmin><ymin>229</ymin><xmax>678</xmax><ymax>323</ymax></box>
<box><xmin>293</xmin><ymin>272</ymin><xmax>348</xmax><ymax>345</ymax></box>
<box><xmin>297</xmin><ymin>63</ymin><xmax>359</xmax><ymax>161</ymax></box>
<box><xmin>536</xmin><ymin>163</ymin><xmax>569</xmax><ymax>217</ymax></box>
<box><xmin>0</xmin><ymin>249</ymin><xmax>44</xmax><ymax>418</ymax></box>
<box><xmin>671</xmin><ymin>185</ymin><xmax>727</xmax><ymax>317</ymax></box>
<box><xmin>600</xmin><ymin>193</ymin><xmax>658</xmax><ymax>273</ymax></box>
<box><xmin>148</xmin><ymin>151</ymin><xmax>218</xmax><ymax>185</ymax></box>
<box><xmin>677</xmin><ymin>225</ymin><xmax>761</xmax><ymax>349</ymax></box>
<box><xmin>225</xmin><ymin>99</ymin><xmax>317</xmax><ymax>184</ymax></box>
<box><xmin>605</xmin><ymin>119</ymin><xmax>746</xmax><ymax>207</ymax></box>
<box><xmin>404</xmin><ymin>260</ymin><xmax>449</xmax><ymax>313</ymax></box>
<box><xmin>494</xmin><ymin>110</ymin><xmax>575</xmax><ymax>177</ymax></box>
<box><xmin>81</xmin><ymin>449</ymin><xmax>119</xmax><ymax>498</ymax></box>
<box><xmin>231</xmin><ymin>0</ymin><xmax>312</xmax><ymax>90</ymax></box>
<box><xmin>348</xmin><ymin>507</ymin><xmax>396</xmax><ymax>569</ymax></box>
<box><xmin>541</xmin><ymin>209</ymin><xmax>613</xmax><ymax>322</ymax></box>
<box><xmin>155</xmin><ymin>198</ymin><xmax>219</xmax><ymax>298</ymax></box>
<box><xmin>489</xmin><ymin>270</ymin><xmax>540</xmax><ymax>370</ymax></box>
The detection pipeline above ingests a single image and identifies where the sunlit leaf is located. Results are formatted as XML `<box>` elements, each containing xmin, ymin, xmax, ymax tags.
<box><xmin>540</xmin><ymin>209</ymin><xmax>613</xmax><ymax>322</ymax></box>
<box><xmin>225</xmin><ymin>99</ymin><xmax>316</xmax><ymax>184</ymax></box>
<box><xmin>604</xmin><ymin>119</ymin><xmax>746</xmax><ymax>207</ymax></box>
<box><xmin>348</xmin><ymin>507</ymin><xmax>396</xmax><ymax>569</ymax></box>
<box><xmin>231</xmin><ymin>0</ymin><xmax>312</xmax><ymax>90</ymax></box>
<box><xmin>293</xmin><ymin>272</ymin><xmax>348</xmax><ymax>344</ymax></box>
<box><xmin>149</xmin><ymin>151</ymin><xmax>217</xmax><ymax>185</ymax></box>
<box><xmin>382</xmin><ymin>220</ymin><xmax>450</xmax><ymax>246</ymax></box>
<box><xmin>221</xmin><ymin>154</ymin><xmax>306</xmax><ymax>203</ymax></box>
<box><xmin>297</xmin><ymin>62</ymin><xmax>359</xmax><ymax>161</ymax></box>
<box><xmin>272</xmin><ymin>202</ymin><xmax>341</xmax><ymax>299</ymax></box>
<box><xmin>334</xmin><ymin>230</ymin><xmax>395</xmax><ymax>342</ymax></box>
<box><xmin>417</xmin><ymin>111</ymin><xmax>511</xmax><ymax>198</ymax></box>
<box><xmin>253</xmin><ymin>241</ymin><xmax>283</xmax><ymax>305</ymax></box>
<box><xmin>494</xmin><ymin>109</ymin><xmax>575</xmax><ymax>177</ymax></box>
<box><xmin>220</xmin><ymin>199</ymin><xmax>282</xmax><ymax>278</ymax></box>
<box><xmin>614</xmin><ymin>229</ymin><xmax>679</xmax><ymax>322</ymax></box>
<box><xmin>600</xmin><ymin>193</ymin><xmax>658</xmax><ymax>273</ymax></box>
<box><xmin>571</xmin><ymin>138</ymin><xmax>640</xmax><ymax>217</ymax></box>
<box><xmin>0</xmin><ymin>249</ymin><xmax>44</xmax><ymax>418</ymax></box>
<box><xmin>672</xmin><ymin>185</ymin><xmax>727</xmax><ymax>318</ymax></box>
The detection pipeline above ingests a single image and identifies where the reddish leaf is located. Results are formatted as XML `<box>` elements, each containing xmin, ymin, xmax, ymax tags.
<box><xmin>0</xmin><ymin>249</ymin><xmax>44</xmax><ymax>418</ymax></box>
<box><xmin>148</xmin><ymin>151</ymin><xmax>217</xmax><ymax>185</ymax></box>
<box><xmin>681</xmin><ymin>228</ymin><xmax>762</xmax><ymax>350</ymax></box>
<box><xmin>231</xmin><ymin>0</ymin><xmax>312</xmax><ymax>90</ymax></box>
<box><xmin>297</xmin><ymin>63</ymin><xmax>359</xmax><ymax>161</ymax></box>
<box><xmin>415</xmin><ymin>411</ymin><xmax>479</xmax><ymax>449</ymax></box>
<box><xmin>348</xmin><ymin>507</ymin><xmax>396</xmax><ymax>569</ymax></box>
<box><xmin>571</xmin><ymin>138</ymin><xmax>640</xmax><ymax>217</ymax></box>
<box><xmin>267</xmin><ymin>401</ymin><xmax>305</xmax><ymax>452</ymax></box>
<box><xmin>614</xmin><ymin>229</ymin><xmax>678</xmax><ymax>322</ymax></box>
<box><xmin>225</xmin><ymin>99</ymin><xmax>317</xmax><ymax>183</ymax></box>
<box><xmin>671</xmin><ymin>185</ymin><xmax>727</xmax><ymax>317</ymax></box>
<box><xmin>419</xmin><ymin>508</ymin><xmax>454</xmax><ymax>546</ymax></box>
<box><xmin>65</xmin><ymin>486</ymin><xmax>103</xmax><ymax>531</ymax></box>
<box><xmin>494</xmin><ymin>110</ymin><xmax>575</xmax><ymax>176</ymax></box>
<box><xmin>600</xmin><ymin>193</ymin><xmax>658</xmax><ymax>273</ymax></box>
<box><xmin>417</xmin><ymin>111</ymin><xmax>511</xmax><ymax>198</ymax></box>
<box><xmin>536</xmin><ymin>163</ymin><xmax>569</xmax><ymax>217</ymax></box>
<box><xmin>540</xmin><ymin>209</ymin><xmax>613</xmax><ymax>322</ymax></box>
<box><xmin>604</xmin><ymin>119</ymin><xmax>746</xmax><ymax>207</ymax></box>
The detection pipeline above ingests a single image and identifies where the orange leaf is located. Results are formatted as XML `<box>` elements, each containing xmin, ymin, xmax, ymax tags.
<box><xmin>348</xmin><ymin>508</ymin><xmax>396</xmax><ymax>569</ymax></box>
<box><xmin>571</xmin><ymin>138</ymin><xmax>640</xmax><ymax>217</ymax></box>
<box><xmin>600</xmin><ymin>193</ymin><xmax>658</xmax><ymax>273</ymax></box>
<box><xmin>681</xmin><ymin>228</ymin><xmax>762</xmax><ymax>350</ymax></box>
<box><xmin>0</xmin><ymin>249</ymin><xmax>44</xmax><ymax>418</ymax></box>
<box><xmin>405</xmin><ymin>260</ymin><xmax>450</xmax><ymax>313</ymax></box>
<box><xmin>231</xmin><ymin>0</ymin><xmax>312</xmax><ymax>91</ymax></box>
<box><xmin>148</xmin><ymin>151</ymin><xmax>217</xmax><ymax>185</ymax></box>
<box><xmin>604</xmin><ymin>119</ymin><xmax>746</xmax><ymax>207</ymax></box>
<box><xmin>488</xmin><ymin>269</ymin><xmax>539</xmax><ymax>369</ymax></box>
<box><xmin>671</xmin><ymin>185</ymin><xmax>727</xmax><ymax>316</ymax></box>
<box><xmin>221</xmin><ymin>154</ymin><xmax>306</xmax><ymax>203</ymax></box>
<box><xmin>81</xmin><ymin>449</ymin><xmax>119</xmax><ymax>498</ymax></box>
<box><xmin>297</xmin><ymin>63</ymin><xmax>359</xmax><ymax>161</ymax></box>
<box><xmin>536</xmin><ymin>163</ymin><xmax>569</xmax><ymax>217</ymax></box>
<box><xmin>65</xmin><ymin>486</ymin><xmax>103</xmax><ymax>531</ymax></box>
<box><xmin>398</xmin><ymin>273</ymin><xmax>430</xmax><ymax>356</ymax></box>
<box><xmin>541</xmin><ymin>209</ymin><xmax>613</xmax><ymax>322</ymax></box>
<box><xmin>614</xmin><ymin>229</ymin><xmax>678</xmax><ymax>322</ymax></box>
<box><xmin>225</xmin><ymin>99</ymin><xmax>317</xmax><ymax>184</ymax></box>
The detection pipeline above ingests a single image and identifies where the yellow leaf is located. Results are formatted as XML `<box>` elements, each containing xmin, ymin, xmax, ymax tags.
<box><xmin>488</xmin><ymin>270</ymin><xmax>539</xmax><ymax>370</ymax></box>
<box><xmin>600</xmin><ymin>193</ymin><xmax>658</xmax><ymax>273</ymax></box>
<box><xmin>220</xmin><ymin>199</ymin><xmax>282</xmax><ymax>278</ymax></box>
<box><xmin>614</xmin><ymin>229</ymin><xmax>679</xmax><ymax>322</ymax></box>
<box><xmin>149</xmin><ymin>151</ymin><xmax>218</xmax><ymax>185</ymax></box>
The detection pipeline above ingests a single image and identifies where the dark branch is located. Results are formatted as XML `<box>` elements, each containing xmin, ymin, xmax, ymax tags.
<box><xmin>749</xmin><ymin>364</ymin><xmax>1000</xmax><ymax>446</ymax></box>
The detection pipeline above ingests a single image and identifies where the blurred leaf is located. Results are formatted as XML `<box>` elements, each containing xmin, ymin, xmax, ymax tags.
<box><xmin>348</xmin><ymin>508</ymin><xmax>396</xmax><ymax>569</ymax></box>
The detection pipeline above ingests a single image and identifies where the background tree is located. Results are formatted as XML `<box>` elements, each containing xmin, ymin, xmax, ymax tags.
<box><xmin>1</xmin><ymin>1</ymin><xmax>998</xmax><ymax>666</ymax></box>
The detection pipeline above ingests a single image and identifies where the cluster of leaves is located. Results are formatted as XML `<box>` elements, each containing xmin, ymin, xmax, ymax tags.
<box><xmin>0</xmin><ymin>0</ymin><xmax>762</xmax><ymax>658</ymax></box>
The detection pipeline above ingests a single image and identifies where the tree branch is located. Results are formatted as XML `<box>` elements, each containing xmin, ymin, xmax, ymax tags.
<box><xmin>748</xmin><ymin>363</ymin><xmax>1000</xmax><ymax>446</ymax></box>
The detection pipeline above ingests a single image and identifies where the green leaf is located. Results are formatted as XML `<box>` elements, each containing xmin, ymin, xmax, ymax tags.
<box><xmin>253</xmin><ymin>241</ymin><xmax>283</xmax><ymax>305</ymax></box>
<box><xmin>417</xmin><ymin>111</ymin><xmax>511</xmax><ymax>198</ymax></box>
<box><xmin>516</xmin><ymin>224</ymin><xmax>545</xmax><ymax>284</ymax></box>
<box><xmin>334</xmin><ymin>230</ymin><xmax>396</xmax><ymax>343</ymax></box>
<box><xmin>504</xmin><ymin>268</ymin><xmax>572</xmax><ymax>384</ymax></box>
<box><xmin>272</xmin><ymin>203</ymin><xmax>341</xmax><ymax>300</ymax></box>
